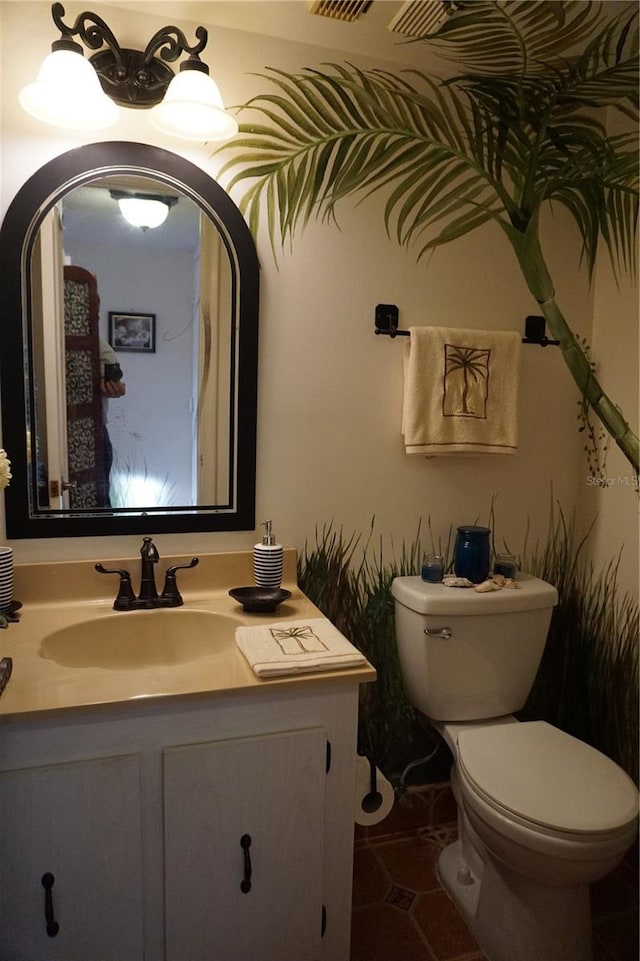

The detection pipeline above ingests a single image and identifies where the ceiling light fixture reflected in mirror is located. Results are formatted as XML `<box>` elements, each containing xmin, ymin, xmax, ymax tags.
<box><xmin>19</xmin><ymin>2</ymin><xmax>238</xmax><ymax>142</ymax></box>
<box><xmin>110</xmin><ymin>190</ymin><xmax>178</xmax><ymax>230</ymax></box>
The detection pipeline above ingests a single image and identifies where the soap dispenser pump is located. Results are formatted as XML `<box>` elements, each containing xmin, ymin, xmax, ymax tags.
<box><xmin>253</xmin><ymin>520</ymin><xmax>283</xmax><ymax>589</ymax></box>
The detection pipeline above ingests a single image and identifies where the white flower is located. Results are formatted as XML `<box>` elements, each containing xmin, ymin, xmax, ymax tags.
<box><xmin>0</xmin><ymin>449</ymin><xmax>11</xmax><ymax>491</ymax></box>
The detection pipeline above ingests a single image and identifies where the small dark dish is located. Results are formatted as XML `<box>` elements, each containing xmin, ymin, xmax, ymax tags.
<box><xmin>229</xmin><ymin>587</ymin><xmax>291</xmax><ymax>614</ymax></box>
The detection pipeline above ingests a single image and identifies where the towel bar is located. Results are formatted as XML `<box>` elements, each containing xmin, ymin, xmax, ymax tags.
<box><xmin>374</xmin><ymin>308</ymin><xmax>559</xmax><ymax>346</ymax></box>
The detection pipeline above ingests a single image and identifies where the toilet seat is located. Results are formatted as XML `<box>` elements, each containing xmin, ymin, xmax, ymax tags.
<box><xmin>456</xmin><ymin>721</ymin><xmax>638</xmax><ymax>837</ymax></box>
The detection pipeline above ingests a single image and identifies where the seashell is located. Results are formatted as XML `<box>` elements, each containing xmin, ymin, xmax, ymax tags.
<box><xmin>442</xmin><ymin>575</ymin><xmax>474</xmax><ymax>588</ymax></box>
<box><xmin>474</xmin><ymin>579</ymin><xmax>502</xmax><ymax>593</ymax></box>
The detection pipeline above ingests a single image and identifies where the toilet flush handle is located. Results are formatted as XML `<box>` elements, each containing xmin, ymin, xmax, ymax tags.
<box><xmin>424</xmin><ymin>626</ymin><xmax>452</xmax><ymax>640</ymax></box>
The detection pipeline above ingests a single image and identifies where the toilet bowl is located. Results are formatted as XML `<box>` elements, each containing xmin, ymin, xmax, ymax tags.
<box><xmin>453</xmin><ymin>721</ymin><xmax>637</xmax><ymax>884</ymax></box>
<box><xmin>392</xmin><ymin>574</ymin><xmax>639</xmax><ymax>961</ymax></box>
<box><xmin>437</xmin><ymin>719</ymin><xmax>639</xmax><ymax>961</ymax></box>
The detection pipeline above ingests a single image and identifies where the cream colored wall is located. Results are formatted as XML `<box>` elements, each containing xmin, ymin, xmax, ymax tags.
<box><xmin>0</xmin><ymin>2</ymin><xmax>635</xmax><ymax>589</ymax></box>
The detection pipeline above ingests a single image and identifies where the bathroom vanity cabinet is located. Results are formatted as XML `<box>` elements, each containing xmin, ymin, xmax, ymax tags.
<box><xmin>0</xmin><ymin>682</ymin><xmax>360</xmax><ymax>961</ymax></box>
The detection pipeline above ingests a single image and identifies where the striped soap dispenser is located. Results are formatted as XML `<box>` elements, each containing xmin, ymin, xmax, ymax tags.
<box><xmin>253</xmin><ymin>520</ymin><xmax>283</xmax><ymax>589</ymax></box>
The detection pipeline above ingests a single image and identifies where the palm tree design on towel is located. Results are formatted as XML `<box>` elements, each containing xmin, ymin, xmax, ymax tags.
<box><xmin>443</xmin><ymin>345</ymin><xmax>491</xmax><ymax>419</ymax></box>
<box><xmin>270</xmin><ymin>625</ymin><xmax>329</xmax><ymax>656</ymax></box>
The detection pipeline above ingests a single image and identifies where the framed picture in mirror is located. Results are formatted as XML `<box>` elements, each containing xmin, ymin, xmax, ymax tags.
<box><xmin>108</xmin><ymin>311</ymin><xmax>156</xmax><ymax>353</ymax></box>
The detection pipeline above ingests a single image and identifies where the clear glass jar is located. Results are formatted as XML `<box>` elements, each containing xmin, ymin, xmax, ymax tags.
<box><xmin>421</xmin><ymin>554</ymin><xmax>444</xmax><ymax>583</ymax></box>
<box><xmin>494</xmin><ymin>552</ymin><xmax>518</xmax><ymax>579</ymax></box>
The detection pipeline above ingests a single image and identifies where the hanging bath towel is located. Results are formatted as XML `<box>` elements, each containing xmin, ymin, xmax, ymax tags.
<box><xmin>402</xmin><ymin>326</ymin><xmax>521</xmax><ymax>456</ymax></box>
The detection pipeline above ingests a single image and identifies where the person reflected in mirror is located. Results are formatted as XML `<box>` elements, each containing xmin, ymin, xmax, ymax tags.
<box><xmin>99</xmin><ymin>338</ymin><xmax>126</xmax><ymax>507</ymax></box>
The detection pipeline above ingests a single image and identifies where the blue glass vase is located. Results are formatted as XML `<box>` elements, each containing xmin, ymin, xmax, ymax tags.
<box><xmin>454</xmin><ymin>526</ymin><xmax>491</xmax><ymax>583</ymax></box>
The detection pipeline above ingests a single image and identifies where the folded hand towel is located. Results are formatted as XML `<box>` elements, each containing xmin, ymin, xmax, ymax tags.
<box><xmin>402</xmin><ymin>326</ymin><xmax>521</xmax><ymax>455</ymax></box>
<box><xmin>236</xmin><ymin>618</ymin><xmax>367</xmax><ymax>678</ymax></box>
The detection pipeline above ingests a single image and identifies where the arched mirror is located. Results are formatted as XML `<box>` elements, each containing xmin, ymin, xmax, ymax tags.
<box><xmin>0</xmin><ymin>142</ymin><xmax>259</xmax><ymax>538</ymax></box>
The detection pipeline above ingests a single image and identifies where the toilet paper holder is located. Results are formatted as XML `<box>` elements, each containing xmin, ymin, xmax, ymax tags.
<box><xmin>355</xmin><ymin>750</ymin><xmax>395</xmax><ymax>826</ymax></box>
<box><xmin>358</xmin><ymin>749</ymin><xmax>383</xmax><ymax>814</ymax></box>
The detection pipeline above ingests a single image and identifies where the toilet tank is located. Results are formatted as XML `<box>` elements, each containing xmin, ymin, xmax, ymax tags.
<box><xmin>392</xmin><ymin>573</ymin><xmax>558</xmax><ymax>722</ymax></box>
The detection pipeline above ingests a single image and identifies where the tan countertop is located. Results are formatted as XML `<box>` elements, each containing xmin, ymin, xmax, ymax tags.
<box><xmin>0</xmin><ymin>549</ymin><xmax>375</xmax><ymax>719</ymax></box>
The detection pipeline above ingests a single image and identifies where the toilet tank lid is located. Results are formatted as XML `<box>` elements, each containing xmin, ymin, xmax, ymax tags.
<box><xmin>391</xmin><ymin>572</ymin><xmax>558</xmax><ymax>615</ymax></box>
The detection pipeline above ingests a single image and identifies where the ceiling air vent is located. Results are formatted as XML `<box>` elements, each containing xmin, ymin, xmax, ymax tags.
<box><xmin>387</xmin><ymin>0</ymin><xmax>451</xmax><ymax>37</ymax></box>
<box><xmin>308</xmin><ymin>0</ymin><xmax>373</xmax><ymax>23</ymax></box>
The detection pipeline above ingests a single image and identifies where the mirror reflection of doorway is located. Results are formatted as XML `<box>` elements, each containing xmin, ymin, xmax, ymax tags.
<box><xmin>63</xmin><ymin>265</ymin><xmax>108</xmax><ymax>508</ymax></box>
<box><xmin>30</xmin><ymin>177</ymin><xmax>233</xmax><ymax>512</ymax></box>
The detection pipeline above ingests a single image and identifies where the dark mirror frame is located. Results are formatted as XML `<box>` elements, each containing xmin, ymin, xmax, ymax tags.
<box><xmin>0</xmin><ymin>142</ymin><xmax>259</xmax><ymax>538</ymax></box>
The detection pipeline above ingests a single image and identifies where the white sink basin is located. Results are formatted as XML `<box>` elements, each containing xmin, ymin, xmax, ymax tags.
<box><xmin>40</xmin><ymin>609</ymin><xmax>240</xmax><ymax>670</ymax></box>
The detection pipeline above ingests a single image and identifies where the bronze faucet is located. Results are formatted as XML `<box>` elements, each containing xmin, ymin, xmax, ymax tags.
<box><xmin>96</xmin><ymin>537</ymin><xmax>198</xmax><ymax>610</ymax></box>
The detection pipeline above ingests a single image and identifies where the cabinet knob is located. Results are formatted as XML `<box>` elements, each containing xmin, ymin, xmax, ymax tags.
<box><xmin>41</xmin><ymin>872</ymin><xmax>60</xmax><ymax>937</ymax></box>
<box><xmin>240</xmin><ymin>834</ymin><xmax>252</xmax><ymax>893</ymax></box>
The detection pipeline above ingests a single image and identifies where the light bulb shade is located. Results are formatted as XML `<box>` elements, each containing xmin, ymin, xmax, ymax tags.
<box><xmin>118</xmin><ymin>197</ymin><xmax>170</xmax><ymax>229</ymax></box>
<box><xmin>19</xmin><ymin>48</ymin><xmax>119</xmax><ymax>130</ymax></box>
<box><xmin>149</xmin><ymin>69</ymin><xmax>238</xmax><ymax>142</ymax></box>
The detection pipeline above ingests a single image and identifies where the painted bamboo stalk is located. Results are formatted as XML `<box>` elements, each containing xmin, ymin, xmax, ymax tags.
<box><xmin>504</xmin><ymin>219</ymin><xmax>639</xmax><ymax>474</ymax></box>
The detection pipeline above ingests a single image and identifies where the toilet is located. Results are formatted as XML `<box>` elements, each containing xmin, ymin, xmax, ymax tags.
<box><xmin>392</xmin><ymin>572</ymin><xmax>638</xmax><ymax>961</ymax></box>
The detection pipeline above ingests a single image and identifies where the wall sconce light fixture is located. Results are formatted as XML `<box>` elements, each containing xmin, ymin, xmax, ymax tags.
<box><xmin>19</xmin><ymin>2</ymin><xmax>238</xmax><ymax>141</ymax></box>
<box><xmin>110</xmin><ymin>190</ymin><xmax>178</xmax><ymax>230</ymax></box>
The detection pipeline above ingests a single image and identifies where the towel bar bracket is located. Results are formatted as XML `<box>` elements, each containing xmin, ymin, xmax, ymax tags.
<box><xmin>522</xmin><ymin>315</ymin><xmax>560</xmax><ymax>347</ymax></box>
<box><xmin>374</xmin><ymin>304</ymin><xmax>407</xmax><ymax>337</ymax></box>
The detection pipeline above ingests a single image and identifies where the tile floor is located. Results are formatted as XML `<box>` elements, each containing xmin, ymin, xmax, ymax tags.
<box><xmin>351</xmin><ymin>784</ymin><xmax>639</xmax><ymax>961</ymax></box>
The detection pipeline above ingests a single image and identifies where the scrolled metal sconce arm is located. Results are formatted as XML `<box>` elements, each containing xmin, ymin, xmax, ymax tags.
<box><xmin>51</xmin><ymin>2</ymin><xmax>123</xmax><ymax>57</ymax></box>
<box><xmin>145</xmin><ymin>24</ymin><xmax>208</xmax><ymax>67</ymax></box>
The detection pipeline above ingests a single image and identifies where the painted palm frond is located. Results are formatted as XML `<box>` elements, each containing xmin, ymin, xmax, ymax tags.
<box><xmin>220</xmin><ymin>65</ymin><xmax>502</xmax><ymax>257</ymax></box>
<box><xmin>420</xmin><ymin>0</ymin><xmax>607</xmax><ymax>75</ymax></box>
<box><xmin>451</xmin><ymin>8</ymin><xmax>640</xmax><ymax>272</ymax></box>
<box><xmin>217</xmin><ymin>1</ymin><xmax>639</xmax><ymax>471</ymax></box>
<box><xmin>541</xmin><ymin>129</ymin><xmax>639</xmax><ymax>277</ymax></box>
<box><xmin>221</xmin><ymin>8</ymin><xmax>638</xmax><ymax>271</ymax></box>
<box><xmin>556</xmin><ymin>8</ymin><xmax>640</xmax><ymax>115</ymax></box>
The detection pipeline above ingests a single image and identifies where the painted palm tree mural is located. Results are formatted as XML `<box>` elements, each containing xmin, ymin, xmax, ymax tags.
<box><xmin>218</xmin><ymin>0</ymin><xmax>639</xmax><ymax>472</ymax></box>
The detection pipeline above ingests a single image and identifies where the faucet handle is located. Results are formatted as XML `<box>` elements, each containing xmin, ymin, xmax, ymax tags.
<box><xmin>95</xmin><ymin>564</ymin><xmax>136</xmax><ymax>611</ymax></box>
<box><xmin>160</xmin><ymin>558</ymin><xmax>199</xmax><ymax>607</ymax></box>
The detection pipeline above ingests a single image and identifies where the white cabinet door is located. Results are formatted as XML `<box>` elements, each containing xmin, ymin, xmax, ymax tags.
<box><xmin>164</xmin><ymin>727</ymin><xmax>326</xmax><ymax>961</ymax></box>
<box><xmin>0</xmin><ymin>754</ymin><xmax>144</xmax><ymax>961</ymax></box>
